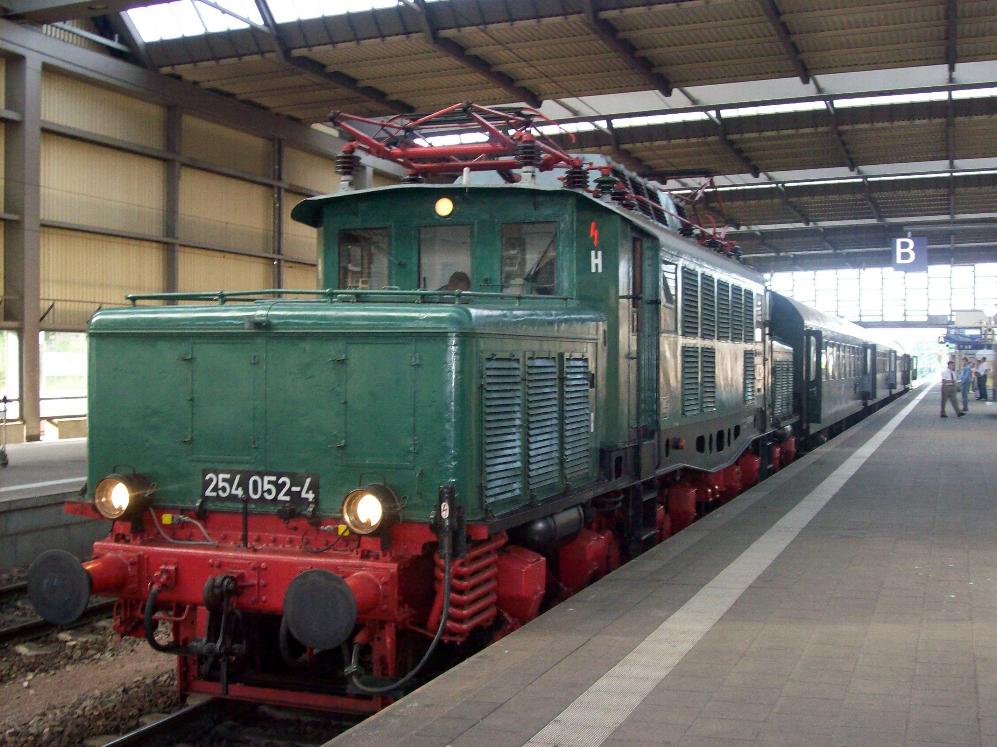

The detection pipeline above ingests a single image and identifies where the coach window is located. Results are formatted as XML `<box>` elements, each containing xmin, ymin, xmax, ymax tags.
<box><xmin>661</xmin><ymin>259</ymin><xmax>677</xmax><ymax>331</ymax></box>
<box><xmin>339</xmin><ymin>228</ymin><xmax>389</xmax><ymax>289</ymax></box>
<box><xmin>420</xmin><ymin>225</ymin><xmax>472</xmax><ymax>291</ymax></box>
<box><xmin>501</xmin><ymin>222</ymin><xmax>557</xmax><ymax>294</ymax></box>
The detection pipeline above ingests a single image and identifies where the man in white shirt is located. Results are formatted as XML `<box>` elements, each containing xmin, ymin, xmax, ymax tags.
<box><xmin>976</xmin><ymin>357</ymin><xmax>990</xmax><ymax>401</ymax></box>
<box><xmin>941</xmin><ymin>360</ymin><xmax>963</xmax><ymax>417</ymax></box>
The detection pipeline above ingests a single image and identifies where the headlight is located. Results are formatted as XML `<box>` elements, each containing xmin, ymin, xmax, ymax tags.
<box><xmin>94</xmin><ymin>474</ymin><xmax>152</xmax><ymax>520</ymax></box>
<box><xmin>434</xmin><ymin>196</ymin><xmax>455</xmax><ymax>217</ymax></box>
<box><xmin>341</xmin><ymin>485</ymin><xmax>398</xmax><ymax>535</ymax></box>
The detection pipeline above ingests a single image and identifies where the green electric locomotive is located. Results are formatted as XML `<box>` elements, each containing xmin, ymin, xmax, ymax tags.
<box><xmin>28</xmin><ymin>105</ymin><xmax>786</xmax><ymax>712</ymax></box>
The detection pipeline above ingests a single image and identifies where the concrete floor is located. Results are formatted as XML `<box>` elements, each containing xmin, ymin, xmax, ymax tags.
<box><xmin>333</xmin><ymin>386</ymin><xmax>997</xmax><ymax>746</ymax></box>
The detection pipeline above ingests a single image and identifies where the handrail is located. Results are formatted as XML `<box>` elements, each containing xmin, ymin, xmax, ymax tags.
<box><xmin>126</xmin><ymin>289</ymin><xmax>574</xmax><ymax>306</ymax></box>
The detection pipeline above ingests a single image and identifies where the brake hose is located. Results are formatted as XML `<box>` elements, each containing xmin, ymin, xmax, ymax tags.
<box><xmin>346</xmin><ymin>487</ymin><xmax>455</xmax><ymax>695</ymax></box>
<box><xmin>144</xmin><ymin>585</ymin><xmax>184</xmax><ymax>654</ymax></box>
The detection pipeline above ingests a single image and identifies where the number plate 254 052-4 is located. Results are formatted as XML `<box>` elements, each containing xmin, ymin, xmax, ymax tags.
<box><xmin>201</xmin><ymin>469</ymin><xmax>319</xmax><ymax>506</ymax></box>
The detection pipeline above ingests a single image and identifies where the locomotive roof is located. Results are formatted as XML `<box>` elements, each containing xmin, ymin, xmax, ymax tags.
<box><xmin>290</xmin><ymin>183</ymin><xmax>766</xmax><ymax>287</ymax></box>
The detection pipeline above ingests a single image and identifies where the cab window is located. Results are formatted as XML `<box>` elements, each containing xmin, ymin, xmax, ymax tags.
<box><xmin>338</xmin><ymin>228</ymin><xmax>389</xmax><ymax>289</ymax></box>
<box><xmin>420</xmin><ymin>225</ymin><xmax>472</xmax><ymax>290</ymax></box>
<box><xmin>501</xmin><ymin>222</ymin><xmax>557</xmax><ymax>295</ymax></box>
<box><xmin>661</xmin><ymin>259</ymin><xmax>677</xmax><ymax>332</ymax></box>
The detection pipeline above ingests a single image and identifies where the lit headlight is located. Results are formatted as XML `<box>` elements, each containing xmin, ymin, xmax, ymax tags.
<box><xmin>342</xmin><ymin>485</ymin><xmax>398</xmax><ymax>535</ymax></box>
<box><xmin>94</xmin><ymin>474</ymin><xmax>152</xmax><ymax>520</ymax></box>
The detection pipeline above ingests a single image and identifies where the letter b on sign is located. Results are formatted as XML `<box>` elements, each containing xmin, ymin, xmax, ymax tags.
<box><xmin>893</xmin><ymin>237</ymin><xmax>927</xmax><ymax>272</ymax></box>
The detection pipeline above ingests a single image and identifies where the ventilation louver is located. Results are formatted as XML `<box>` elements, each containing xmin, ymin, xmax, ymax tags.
<box><xmin>526</xmin><ymin>357</ymin><xmax>559</xmax><ymax>491</ymax></box>
<box><xmin>744</xmin><ymin>351</ymin><xmax>756</xmax><ymax>405</ymax></box>
<box><xmin>563</xmin><ymin>357</ymin><xmax>592</xmax><ymax>482</ymax></box>
<box><xmin>482</xmin><ymin>357</ymin><xmax>523</xmax><ymax>504</ymax></box>
<box><xmin>702</xmin><ymin>347</ymin><xmax>717</xmax><ymax>411</ymax></box>
<box><xmin>700</xmin><ymin>274</ymin><xmax>716</xmax><ymax>340</ymax></box>
<box><xmin>681</xmin><ymin>267</ymin><xmax>699</xmax><ymax>337</ymax></box>
<box><xmin>682</xmin><ymin>346</ymin><xmax>700</xmax><ymax>416</ymax></box>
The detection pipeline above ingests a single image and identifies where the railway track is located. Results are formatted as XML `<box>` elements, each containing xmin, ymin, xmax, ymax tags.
<box><xmin>105</xmin><ymin>697</ymin><xmax>349</xmax><ymax>746</ymax></box>
<box><xmin>102</xmin><ymin>698</ymin><xmax>244</xmax><ymax>746</ymax></box>
<box><xmin>0</xmin><ymin>581</ymin><xmax>115</xmax><ymax>644</ymax></box>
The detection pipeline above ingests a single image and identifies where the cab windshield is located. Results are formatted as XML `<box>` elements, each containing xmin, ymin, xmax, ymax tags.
<box><xmin>338</xmin><ymin>228</ymin><xmax>389</xmax><ymax>289</ymax></box>
<box><xmin>501</xmin><ymin>222</ymin><xmax>557</xmax><ymax>295</ymax></box>
<box><xmin>420</xmin><ymin>225</ymin><xmax>472</xmax><ymax>290</ymax></box>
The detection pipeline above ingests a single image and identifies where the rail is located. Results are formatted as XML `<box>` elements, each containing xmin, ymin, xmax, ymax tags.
<box><xmin>100</xmin><ymin>698</ymin><xmax>241</xmax><ymax>747</ymax></box>
<box><xmin>0</xmin><ymin>595</ymin><xmax>115</xmax><ymax>645</ymax></box>
<box><xmin>126</xmin><ymin>288</ymin><xmax>575</xmax><ymax>306</ymax></box>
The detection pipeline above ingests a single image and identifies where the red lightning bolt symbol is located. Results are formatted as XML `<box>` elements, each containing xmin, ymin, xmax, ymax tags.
<box><xmin>589</xmin><ymin>221</ymin><xmax>599</xmax><ymax>247</ymax></box>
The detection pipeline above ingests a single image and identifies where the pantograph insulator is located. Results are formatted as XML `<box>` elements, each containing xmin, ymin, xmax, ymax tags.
<box><xmin>516</xmin><ymin>140</ymin><xmax>542</xmax><ymax>167</ymax></box>
<box><xmin>594</xmin><ymin>174</ymin><xmax>616</xmax><ymax>195</ymax></box>
<box><xmin>402</xmin><ymin>173</ymin><xmax>425</xmax><ymax>184</ymax></box>
<box><xmin>564</xmin><ymin>167</ymin><xmax>589</xmax><ymax>190</ymax></box>
<box><xmin>335</xmin><ymin>152</ymin><xmax>361</xmax><ymax>176</ymax></box>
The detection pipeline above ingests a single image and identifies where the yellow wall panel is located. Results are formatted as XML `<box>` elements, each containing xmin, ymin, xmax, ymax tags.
<box><xmin>40</xmin><ymin>228</ymin><xmax>163</xmax><ymax>329</ymax></box>
<box><xmin>41</xmin><ymin>134</ymin><xmax>164</xmax><ymax>235</ymax></box>
<box><xmin>0</xmin><ymin>223</ymin><xmax>5</xmax><ymax>297</ymax></box>
<box><xmin>282</xmin><ymin>192</ymin><xmax>318</xmax><ymax>261</ymax></box>
<box><xmin>179</xmin><ymin>168</ymin><xmax>272</xmax><ymax>253</ymax></box>
<box><xmin>283</xmin><ymin>261</ymin><xmax>318</xmax><ymax>290</ymax></box>
<box><xmin>0</xmin><ymin>123</ymin><xmax>5</xmax><ymax>212</ymax></box>
<box><xmin>0</xmin><ymin>58</ymin><xmax>5</xmax><ymax>108</ymax></box>
<box><xmin>284</xmin><ymin>147</ymin><xmax>338</xmax><ymax>194</ymax></box>
<box><xmin>178</xmin><ymin>247</ymin><xmax>272</xmax><ymax>292</ymax></box>
<box><xmin>371</xmin><ymin>171</ymin><xmax>401</xmax><ymax>187</ymax></box>
<box><xmin>182</xmin><ymin>115</ymin><xmax>270</xmax><ymax>177</ymax></box>
<box><xmin>42</xmin><ymin>71</ymin><xmax>164</xmax><ymax>149</ymax></box>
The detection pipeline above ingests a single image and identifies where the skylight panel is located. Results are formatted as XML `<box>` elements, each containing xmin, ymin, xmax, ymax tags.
<box><xmin>953</xmin><ymin>86</ymin><xmax>997</xmax><ymax>100</ymax></box>
<box><xmin>720</xmin><ymin>101</ymin><xmax>825</xmax><ymax>118</ymax></box>
<box><xmin>610</xmin><ymin>111</ymin><xmax>711</xmax><ymax>128</ymax></box>
<box><xmin>835</xmin><ymin>91</ymin><xmax>949</xmax><ymax>108</ymax></box>
<box><xmin>783</xmin><ymin>177</ymin><xmax>863</xmax><ymax>187</ymax></box>
<box><xmin>127</xmin><ymin>1</ymin><xmax>263</xmax><ymax>42</ymax></box>
<box><xmin>268</xmin><ymin>0</ymin><xmax>406</xmax><ymax>24</ymax></box>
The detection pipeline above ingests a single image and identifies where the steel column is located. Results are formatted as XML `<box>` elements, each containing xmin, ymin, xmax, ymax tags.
<box><xmin>4</xmin><ymin>54</ymin><xmax>42</xmax><ymax>439</ymax></box>
<box><xmin>164</xmin><ymin>105</ymin><xmax>180</xmax><ymax>299</ymax></box>
<box><xmin>272</xmin><ymin>138</ymin><xmax>284</xmax><ymax>290</ymax></box>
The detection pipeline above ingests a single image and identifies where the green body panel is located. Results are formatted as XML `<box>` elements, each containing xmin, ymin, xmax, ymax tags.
<box><xmin>87</xmin><ymin>184</ymin><xmax>767</xmax><ymax>529</ymax></box>
<box><xmin>88</xmin><ymin>300</ymin><xmax>603</xmax><ymax>522</ymax></box>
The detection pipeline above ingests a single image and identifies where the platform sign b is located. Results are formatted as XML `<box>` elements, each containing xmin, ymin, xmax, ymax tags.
<box><xmin>893</xmin><ymin>237</ymin><xmax>928</xmax><ymax>271</ymax></box>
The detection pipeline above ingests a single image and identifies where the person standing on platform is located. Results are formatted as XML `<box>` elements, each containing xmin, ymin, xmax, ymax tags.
<box><xmin>941</xmin><ymin>360</ymin><xmax>963</xmax><ymax>417</ymax></box>
<box><xmin>958</xmin><ymin>357</ymin><xmax>974</xmax><ymax>413</ymax></box>
<box><xmin>977</xmin><ymin>357</ymin><xmax>989</xmax><ymax>400</ymax></box>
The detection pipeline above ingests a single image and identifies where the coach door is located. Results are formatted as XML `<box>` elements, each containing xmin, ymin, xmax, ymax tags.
<box><xmin>804</xmin><ymin>330</ymin><xmax>822</xmax><ymax>423</ymax></box>
<box><xmin>629</xmin><ymin>235</ymin><xmax>660</xmax><ymax>474</ymax></box>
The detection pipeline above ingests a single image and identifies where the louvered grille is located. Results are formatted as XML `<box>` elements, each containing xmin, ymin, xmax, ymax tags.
<box><xmin>717</xmin><ymin>280</ymin><xmax>730</xmax><ymax>340</ymax></box>
<box><xmin>681</xmin><ymin>267</ymin><xmax>699</xmax><ymax>337</ymax></box>
<box><xmin>773</xmin><ymin>359</ymin><xmax>793</xmax><ymax>418</ymax></box>
<box><xmin>682</xmin><ymin>346</ymin><xmax>700</xmax><ymax>416</ymax></box>
<box><xmin>701</xmin><ymin>347</ymin><xmax>717</xmax><ymax>411</ymax></box>
<box><xmin>731</xmin><ymin>286</ymin><xmax>744</xmax><ymax>340</ymax></box>
<box><xmin>742</xmin><ymin>290</ymin><xmax>754</xmax><ymax>343</ymax></box>
<box><xmin>563</xmin><ymin>358</ymin><xmax>591</xmax><ymax>482</ymax></box>
<box><xmin>700</xmin><ymin>274</ymin><xmax>716</xmax><ymax>340</ymax></box>
<box><xmin>482</xmin><ymin>358</ymin><xmax>522</xmax><ymax>504</ymax></box>
<box><xmin>744</xmin><ymin>351</ymin><xmax>756</xmax><ymax>405</ymax></box>
<box><xmin>526</xmin><ymin>357</ymin><xmax>559</xmax><ymax>491</ymax></box>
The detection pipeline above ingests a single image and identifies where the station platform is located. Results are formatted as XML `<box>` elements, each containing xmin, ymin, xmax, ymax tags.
<box><xmin>0</xmin><ymin>439</ymin><xmax>98</xmax><ymax>567</ymax></box>
<box><xmin>332</xmin><ymin>383</ymin><xmax>997</xmax><ymax>747</ymax></box>
<box><xmin>0</xmin><ymin>438</ymin><xmax>87</xmax><ymax>500</ymax></box>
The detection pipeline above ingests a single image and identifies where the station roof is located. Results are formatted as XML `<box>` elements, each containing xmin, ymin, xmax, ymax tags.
<box><xmin>7</xmin><ymin>0</ymin><xmax>997</xmax><ymax>273</ymax></box>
